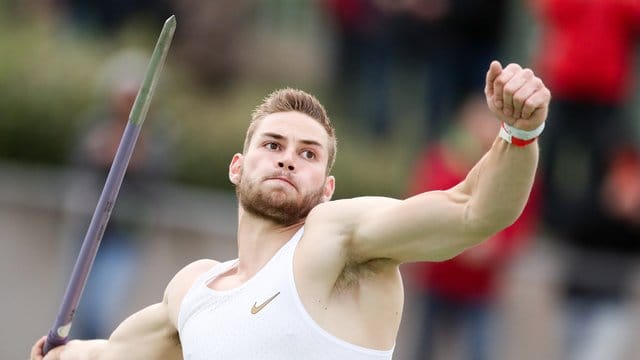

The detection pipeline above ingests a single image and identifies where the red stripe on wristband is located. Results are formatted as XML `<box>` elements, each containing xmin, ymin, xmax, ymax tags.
<box><xmin>510</xmin><ymin>136</ymin><xmax>537</xmax><ymax>147</ymax></box>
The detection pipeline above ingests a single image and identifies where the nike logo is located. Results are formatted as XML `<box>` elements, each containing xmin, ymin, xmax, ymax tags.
<box><xmin>251</xmin><ymin>292</ymin><xmax>281</xmax><ymax>314</ymax></box>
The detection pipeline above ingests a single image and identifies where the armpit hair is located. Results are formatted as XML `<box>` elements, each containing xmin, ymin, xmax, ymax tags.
<box><xmin>169</xmin><ymin>330</ymin><xmax>181</xmax><ymax>346</ymax></box>
<box><xmin>333</xmin><ymin>258</ymin><xmax>395</xmax><ymax>294</ymax></box>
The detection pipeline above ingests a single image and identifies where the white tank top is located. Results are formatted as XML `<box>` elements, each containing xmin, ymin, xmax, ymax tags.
<box><xmin>178</xmin><ymin>227</ymin><xmax>395</xmax><ymax>359</ymax></box>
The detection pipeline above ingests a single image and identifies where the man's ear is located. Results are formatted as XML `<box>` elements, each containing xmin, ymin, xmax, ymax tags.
<box><xmin>322</xmin><ymin>175</ymin><xmax>335</xmax><ymax>202</ymax></box>
<box><xmin>229</xmin><ymin>153</ymin><xmax>243</xmax><ymax>185</ymax></box>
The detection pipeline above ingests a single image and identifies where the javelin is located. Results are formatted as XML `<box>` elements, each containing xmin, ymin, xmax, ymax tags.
<box><xmin>43</xmin><ymin>15</ymin><xmax>176</xmax><ymax>354</ymax></box>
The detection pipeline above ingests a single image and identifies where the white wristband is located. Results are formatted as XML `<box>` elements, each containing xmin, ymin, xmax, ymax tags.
<box><xmin>499</xmin><ymin>122</ymin><xmax>545</xmax><ymax>146</ymax></box>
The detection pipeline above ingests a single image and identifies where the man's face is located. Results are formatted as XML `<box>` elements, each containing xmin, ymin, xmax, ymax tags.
<box><xmin>230</xmin><ymin>111</ymin><xmax>335</xmax><ymax>226</ymax></box>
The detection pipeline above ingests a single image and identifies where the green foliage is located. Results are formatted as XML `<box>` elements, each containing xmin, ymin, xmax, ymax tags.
<box><xmin>0</xmin><ymin>19</ymin><xmax>93</xmax><ymax>162</ymax></box>
<box><xmin>0</xmin><ymin>11</ymin><xmax>415</xmax><ymax>198</ymax></box>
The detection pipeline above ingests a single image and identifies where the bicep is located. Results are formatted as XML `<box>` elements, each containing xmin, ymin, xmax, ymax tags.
<box><xmin>351</xmin><ymin>189</ymin><xmax>484</xmax><ymax>263</ymax></box>
<box><xmin>96</xmin><ymin>260</ymin><xmax>216</xmax><ymax>359</ymax></box>
<box><xmin>105</xmin><ymin>303</ymin><xmax>181</xmax><ymax>359</ymax></box>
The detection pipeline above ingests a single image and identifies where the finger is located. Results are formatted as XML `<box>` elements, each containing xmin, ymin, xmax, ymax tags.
<box><xmin>485</xmin><ymin>60</ymin><xmax>502</xmax><ymax>98</ymax></box>
<box><xmin>30</xmin><ymin>336</ymin><xmax>46</xmax><ymax>360</ymax></box>
<box><xmin>493</xmin><ymin>63</ymin><xmax>521</xmax><ymax>110</ymax></box>
<box><xmin>511</xmin><ymin>71</ymin><xmax>538</xmax><ymax>118</ymax></box>
<box><xmin>42</xmin><ymin>346</ymin><xmax>64</xmax><ymax>360</ymax></box>
<box><xmin>521</xmin><ymin>86</ymin><xmax>551</xmax><ymax>119</ymax></box>
<box><xmin>500</xmin><ymin>65</ymin><xmax>529</xmax><ymax>117</ymax></box>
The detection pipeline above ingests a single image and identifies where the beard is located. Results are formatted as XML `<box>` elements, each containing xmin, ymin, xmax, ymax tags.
<box><xmin>236</xmin><ymin>173</ymin><xmax>325</xmax><ymax>226</ymax></box>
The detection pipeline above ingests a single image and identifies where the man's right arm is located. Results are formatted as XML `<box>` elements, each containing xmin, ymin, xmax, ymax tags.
<box><xmin>31</xmin><ymin>259</ymin><xmax>217</xmax><ymax>360</ymax></box>
<box><xmin>31</xmin><ymin>301</ymin><xmax>180</xmax><ymax>360</ymax></box>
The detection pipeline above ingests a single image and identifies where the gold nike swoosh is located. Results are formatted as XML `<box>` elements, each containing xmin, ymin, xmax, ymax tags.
<box><xmin>251</xmin><ymin>292</ymin><xmax>281</xmax><ymax>314</ymax></box>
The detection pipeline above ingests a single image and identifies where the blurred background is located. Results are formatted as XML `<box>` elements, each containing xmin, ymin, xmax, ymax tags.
<box><xmin>2</xmin><ymin>0</ymin><xmax>640</xmax><ymax>359</ymax></box>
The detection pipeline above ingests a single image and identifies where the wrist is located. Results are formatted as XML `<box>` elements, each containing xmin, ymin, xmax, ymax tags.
<box><xmin>498</xmin><ymin>122</ymin><xmax>545</xmax><ymax>147</ymax></box>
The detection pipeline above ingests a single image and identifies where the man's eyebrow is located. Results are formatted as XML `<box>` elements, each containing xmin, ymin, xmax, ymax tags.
<box><xmin>260</xmin><ymin>132</ymin><xmax>323</xmax><ymax>148</ymax></box>
<box><xmin>300</xmin><ymin>139</ymin><xmax>323</xmax><ymax>148</ymax></box>
<box><xmin>261</xmin><ymin>132</ymin><xmax>285</xmax><ymax>140</ymax></box>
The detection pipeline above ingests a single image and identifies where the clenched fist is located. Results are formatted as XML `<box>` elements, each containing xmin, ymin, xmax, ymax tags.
<box><xmin>485</xmin><ymin>61</ymin><xmax>551</xmax><ymax>131</ymax></box>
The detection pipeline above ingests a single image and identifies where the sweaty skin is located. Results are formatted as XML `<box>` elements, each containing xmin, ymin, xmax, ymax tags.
<box><xmin>32</xmin><ymin>61</ymin><xmax>550</xmax><ymax>359</ymax></box>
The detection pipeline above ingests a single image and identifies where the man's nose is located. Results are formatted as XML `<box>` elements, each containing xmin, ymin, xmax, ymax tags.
<box><xmin>275</xmin><ymin>146</ymin><xmax>297</xmax><ymax>171</ymax></box>
<box><xmin>277</xmin><ymin>149</ymin><xmax>296</xmax><ymax>171</ymax></box>
<box><xmin>278</xmin><ymin>161</ymin><xmax>295</xmax><ymax>171</ymax></box>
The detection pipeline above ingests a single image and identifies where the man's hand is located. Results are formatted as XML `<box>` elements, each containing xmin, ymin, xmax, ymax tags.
<box><xmin>30</xmin><ymin>336</ymin><xmax>108</xmax><ymax>360</ymax></box>
<box><xmin>485</xmin><ymin>61</ymin><xmax>551</xmax><ymax>131</ymax></box>
<box><xmin>30</xmin><ymin>336</ymin><xmax>64</xmax><ymax>360</ymax></box>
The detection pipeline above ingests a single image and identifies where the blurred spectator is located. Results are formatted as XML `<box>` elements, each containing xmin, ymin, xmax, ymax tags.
<box><xmin>405</xmin><ymin>95</ymin><xmax>540</xmax><ymax>360</ymax></box>
<box><xmin>531</xmin><ymin>0</ymin><xmax>640</xmax><ymax>235</ymax></box>
<box><xmin>601</xmin><ymin>145</ymin><xmax>640</xmax><ymax>226</ymax></box>
<box><xmin>67</xmin><ymin>50</ymin><xmax>172</xmax><ymax>339</ymax></box>
<box><xmin>559</xmin><ymin>144</ymin><xmax>640</xmax><ymax>360</ymax></box>
<box><xmin>171</xmin><ymin>0</ymin><xmax>254</xmax><ymax>89</ymax></box>
<box><xmin>62</xmin><ymin>0</ymin><xmax>172</xmax><ymax>33</ymax></box>
<box><xmin>530</xmin><ymin>1</ymin><xmax>640</xmax><ymax>358</ymax></box>
<box><xmin>322</xmin><ymin>0</ymin><xmax>393</xmax><ymax>137</ymax></box>
<box><xmin>322</xmin><ymin>0</ymin><xmax>506</xmax><ymax>141</ymax></box>
<box><xmin>391</xmin><ymin>0</ymin><xmax>507</xmax><ymax>143</ymax></box>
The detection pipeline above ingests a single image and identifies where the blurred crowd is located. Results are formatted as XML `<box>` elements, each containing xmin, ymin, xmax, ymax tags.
<box><xmin>3</xmin><ymin>0</ymin><xmax>640</xmax><ymax>359</ymax></box>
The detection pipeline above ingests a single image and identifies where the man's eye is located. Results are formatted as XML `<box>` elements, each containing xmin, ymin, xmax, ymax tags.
<box><xmin>266</xmin><ymin>143</ymin><xmax>279</xmax><ymax>150</ymax></box>
<box><xmin>302</xmin><ymin>150</ymin><xmax>316</xmax><ymax>160</ymax></box>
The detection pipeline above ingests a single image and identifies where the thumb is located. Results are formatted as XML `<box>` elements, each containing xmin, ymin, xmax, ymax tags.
<box><xmin>485</xmin><ymin>60</ymin><xmax>502</xmax><ymax>97</ymax></box>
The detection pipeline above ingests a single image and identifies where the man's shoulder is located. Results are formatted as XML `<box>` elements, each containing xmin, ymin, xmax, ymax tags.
<box><xmin>299</xmin><ymin>196</ymin><xmax>403</xmax><ymax>272</ymax></box>
<box><xmin>168</xmin><ymin>259</ymin><xmax>219</xmax><ymax>292</ymax></box>
<box><xmin>307</xmin><ymin>196</ymin><xmax>401</xmax><ymax>225</ymax></box>
<box><xmin>180</xmin><ymin>259</ymin><xmax>220</xmax><ymax>273</ymax></box>
<box><xmin>164</xmin><ymin>259</ymin><xmax>219</xmax><ymax>324</ymax></box>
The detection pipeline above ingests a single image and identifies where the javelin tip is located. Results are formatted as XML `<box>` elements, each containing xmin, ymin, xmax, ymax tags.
<box><xmin>165</xmin><ymin>15</ymin><xmax>176</xmax><ymax>28</ymax></box>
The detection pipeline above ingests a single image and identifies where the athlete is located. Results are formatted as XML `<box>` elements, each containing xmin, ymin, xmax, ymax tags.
<box><xmin>31</xmin><ymin>61</ymin><xmax>550</xmax><ymax>359</ymax></box>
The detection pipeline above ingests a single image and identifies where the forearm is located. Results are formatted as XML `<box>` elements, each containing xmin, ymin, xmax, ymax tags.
<box><xmin>461</xmin><ymin>136</ymin><xmax>538</xmax><ymax>236</ymax></box>
<box><xmin>53</xmin><ymin>339</ymin><xmax>109</xmax><ymax>360</ymax></box>
<box><xmin>46</xmin><ymin>304</ymin><xmax>180</xmax><ymax>360</ymax></box>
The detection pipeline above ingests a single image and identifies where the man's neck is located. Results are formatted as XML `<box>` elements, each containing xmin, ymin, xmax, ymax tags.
<box><xmin>235</xmin><ymin>209</ymin><xmax>304</xmax><ymax>280</ymax></box>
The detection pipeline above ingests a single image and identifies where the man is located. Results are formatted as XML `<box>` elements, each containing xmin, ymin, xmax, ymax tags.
<box><xmin>32</xmin><ymin>61</ymin><xmax>550</xmax><ymax>359</ymax></box>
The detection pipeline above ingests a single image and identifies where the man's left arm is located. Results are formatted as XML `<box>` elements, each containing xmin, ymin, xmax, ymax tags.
<box><xmin>347</xmin><ymin>61</ymin><xmax>550</xmax><ymax>263</ymax></box>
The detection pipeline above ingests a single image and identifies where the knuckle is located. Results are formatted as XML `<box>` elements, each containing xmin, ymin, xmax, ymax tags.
<box><xmin>513</xmin><ymin>93</ymin><xmax>527</xmax><ymax>104</ymax></box>
<box><xmin>522</xmin><ymin>101</ymin><xmax>533</xmax><ymax>112</ymax></box>
<box><xmin>506</xmin><ymin>63</ymin><xmax>522</xmax><ymax>71</ymax></box>
<box><xmin>503</xmin><ymin>83</ymin><xmax>516</xmax><ymax>94</ymax></box>
<box><xmin>524</xmin><ymin>97</ymin><xmax>539</xmax><ymax>109</ymax></box>
<box><xmin>508</xmin><ymin>80</ymin><xmax>525</xmax><ymax>93</ymax></box>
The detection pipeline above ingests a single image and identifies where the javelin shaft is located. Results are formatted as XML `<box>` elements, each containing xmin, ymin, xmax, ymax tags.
<box><xmin>43</xmin><ymin>15</ymin><xmax>176</xmax><ymax>354</ymax></box>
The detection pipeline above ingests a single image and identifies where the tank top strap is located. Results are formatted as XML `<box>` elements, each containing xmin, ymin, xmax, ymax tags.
<box><xmin>178</xmin><ymin>259</ymin><xmax>239</xmax><ymax>331</ymax></box>
<box><xmin>196</xmin><ymin>258</ymin><xmax>239</xmax><ymax>287</ymax></box>
<box><xmin>281</xmin><ymin>226</ymin><xmax>304</xmax><ymax>256</ymax></box>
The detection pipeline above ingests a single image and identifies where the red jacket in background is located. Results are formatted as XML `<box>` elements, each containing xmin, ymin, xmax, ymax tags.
<box><xmin>531</xmin><ymin>0</ymin><xmax>640</xmax><ymax>103</ymax></box>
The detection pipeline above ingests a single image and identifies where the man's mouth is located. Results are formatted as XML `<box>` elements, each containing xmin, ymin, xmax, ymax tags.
<box><xmin>266</xmin><ymin>176</ymin><xmax>296</xmax><ymax>189</ymax></box>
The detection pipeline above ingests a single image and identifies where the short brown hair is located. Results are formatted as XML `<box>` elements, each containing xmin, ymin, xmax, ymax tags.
<box><xmin>243</xmin><ymin>88</ymin><xmax>337</xmax><ymax>173</ymax></box>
